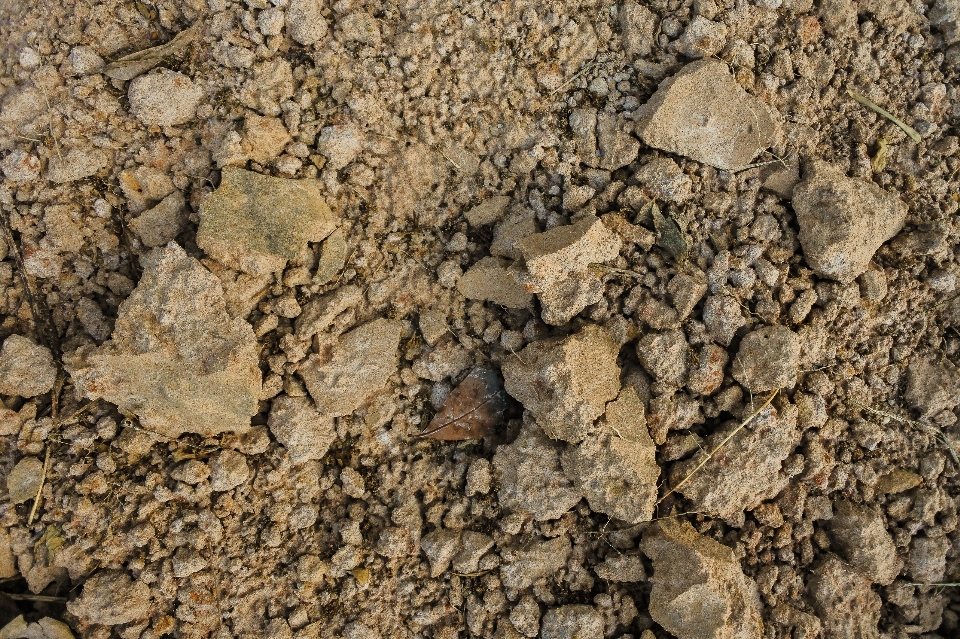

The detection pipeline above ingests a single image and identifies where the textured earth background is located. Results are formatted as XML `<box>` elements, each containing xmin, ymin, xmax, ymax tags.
<box><xmin>0</xmin><ymin>0</ymin><xmax>959</xmax><ymax>638</ymax></box>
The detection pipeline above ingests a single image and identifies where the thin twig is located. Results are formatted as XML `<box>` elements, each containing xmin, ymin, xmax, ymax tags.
<box><xmin>658</xmin><ymin>390</ymin><xmax>778</xmax><ymax>505</ymax></box>
<box><xmin>0</xmin><ymin>592</ymin><xmax>68</xmax><ymax>602</ymax></box>
<box><xmin>0</xmin><ymin>213</ymin><xmax>62</xmax><ymax>359</ymax></box>
<box><xmin>27</xmin><ymin>447</ymin><xmax>51</xmax><ymax>526</ymax></box>
<box><xmin>908</xmin><ymin>290</ymin><xmax>960</xmax><ymax>322</ymax></box>
<box><xmin>550</xmin><ymin>61</ymin><xmax>600</xmax><ymax>95</ymax></box>
<box><xmin>850</xmin><ymin>399</ymin><xmax>958</xmax><ymax>465</ymax></box>
<box><xmin>847</xmin><ymin>89</ymin><xmax>922</xmax><ymax>144</ymax></box>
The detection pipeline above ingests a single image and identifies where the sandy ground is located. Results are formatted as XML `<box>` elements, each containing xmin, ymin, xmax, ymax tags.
<box><xmin>0</xmin><ymin>0</ymin><xmax>959</xmax><ymax>637</ymax></box>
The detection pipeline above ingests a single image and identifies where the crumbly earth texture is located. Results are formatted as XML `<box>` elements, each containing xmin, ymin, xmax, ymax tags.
<box><xmin>0</xmin><ymin>1</ymin><xmax>959</xmax><ymax>638</ymax></box>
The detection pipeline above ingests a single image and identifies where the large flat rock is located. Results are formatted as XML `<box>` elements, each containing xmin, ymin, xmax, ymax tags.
<box><xmin>635</xmin><ymin>60</ymin><xmax>777</xmax><ymax>170</ymax></box>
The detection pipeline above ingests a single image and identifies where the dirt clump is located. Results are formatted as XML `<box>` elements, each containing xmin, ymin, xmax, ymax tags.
<box><xmin>0</xmin><ymin>0</ymin><xmax>959</xmax><ymax>636</ymax></box>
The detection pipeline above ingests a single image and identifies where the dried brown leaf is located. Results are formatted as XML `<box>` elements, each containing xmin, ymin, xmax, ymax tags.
<box><xmin>105</xmin><ymin>24</ymin><xmax>200</xmax><ymax>81</ymax></box>
<box><xmin>420</xmin><ymin>367</ymin><xmax>508</xmax><ymax>440</ymax></box>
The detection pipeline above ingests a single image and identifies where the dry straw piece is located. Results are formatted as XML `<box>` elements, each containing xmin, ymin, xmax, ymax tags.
<box><xmin>658</xmin><ymin>389</ymin><xmax>779</xmax><ymax>505</ymax></box>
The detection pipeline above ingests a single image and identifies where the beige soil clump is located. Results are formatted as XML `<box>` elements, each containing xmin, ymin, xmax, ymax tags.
<box><xmin>641</xmin><ymin>519</ymin><xmax>764</xmax><ymax>639</ymax></box>
<box><xmin>635</xmin><ymin>60</ymin><xmax>777</xmax><ymax>170</ymax></box>
<box><xmin>299</xmin><ymin>318</ymin><xmax>402</xmax><ymax>417</ymax></box>
<box><xmin>793</xmin><ymin>160</ymin><xmax>907</xmax><ymax>283</ymax></box>
<box><xmin>65</xmin><ymin>243</ymin><xmax>262</xmax><ymax>438</ymax></box>
<box><xmin>197</xmin><ymin>167</ymin><xmax>338</xmax><ymax>276</ymax></box>
<box><xmin>501</xmin><ymin>324</ymin><xmax>620</xmax><ymax>443</ymax></box>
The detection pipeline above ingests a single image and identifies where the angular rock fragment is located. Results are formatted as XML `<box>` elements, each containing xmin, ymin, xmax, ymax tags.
<box><xmin>267</xmin><ymin>395</ymin><xmax>336</xmax><ymax>463</ymax></box>
<box><xmin>209</xmin><ymin>450</ymin><xmax>250</xmax><ymax>492</ymax></box>
<box><xmin>636</xmin><ymin>329</ymin><xmax>688</xmax><ymax>388</ymax></box>
<box><xmin>457</xmin><ymin>257</ymin><xmax>532</xmax><ymax>309</ymax></box>
<box><xmin>0</xmin><ymin>335</ymin><xmax>57</xmax><ymax>398</ymax></box>
<box><xmin>420</xmin><ymin>530</ymin><xmax>461</xmax><ymax>577</ymax></box>
<box><xmin>540</xmin><ymin>605</ymin><xmax>604</xmax><ymax>639</ymax></box>
<box><xmin>635</xmin><ymin>60</ymin><xmax>777</xmax><ymax>170</ymax></box>
<box><xmin>300</xmin><ymin>318</ymin><xmax>402</xmax><ymax>417</ymax></box>
<box><xmin>646</xmin><ymin>391</ymin><xmax>703</xmax><ymax>445</ymax></box>
<box><xmin>793</xmin><ymin>160</ymin><xmax>906</xmax><ymax>283</ymax></box>
<box><xmin>128</xmin><ymin>69</ymin><xmax>203</xmax><ymax>127</ymax></box>
<box><xmin>129</xmin><ymin>191</ymin><xmax>187</xmax><ymax>247</ymax></box>
<box><xmin>64</xmin><ymin>243</ymin><xmax>262</xmax><ymax>438</ymax></box>
<box><xmin>7</xmin><ymin>456</ymin><xmax>43</xmax><ymax>504</ymax></box>
<box><xmin>597</xmin><ymin>112</ymin><xmax>640</xmax><ymax>170</ymax></box>
<box><xmin>198</xmin><ymin>167</ymin><xmax>338</xmax><ymax>276</ymax></box>
<box><xmin>808</xmin><ymin>556</ymin><xmax>881</xmax><ymax>639</ymax></box>
<box><xmin>515</xmin><ymin>217</ymin><xmax>621</xmax><ymax>325</ymax></box>
<box><xmin>641</xmin><ymin>519</ymin><xmax>763</xmax><ymax>639</ymax></box>
<box><xmin>502</xmin><ymin>325</ymin><xmax>620</xmax><ymax>443</ymax></box>
<box><xmin>673</xmin><ymin>17</ymin><xmax>728</xmax><ymax>59</ymax></box>
<box><xmin>827</xmin><ymin>500</ymin><xmax>900</xmax><ymax>585</ymax></box>
<box><xmin>561</xmin><ymin>388</ymin><xmax>658</xmax><ymax>524</ymax></box>
<box><xmin>906</xmin><ymin>534</ymin><xmax>949</xmax><ymax>584</ymax></box>
<box><xmin>465</xmin><ymin>195</ymin><xmax>511</xmax><ymax>227</ymax></box>
<box><xmin>499</xmin><ymin>535</ymin><xmax>571</xmax><ymax>590</ymax></box>
<box><xmin>732</xmin><ymin>326</ymin><xmax>801</xmax><ymax>392</ymax></box>
<box><xmin>313</xmin><ymin>227</ymin><xmax>348</xmax><ymax>285</ymax></box>
<box><xmin>104</xmin><ymin>25</ymin><xmax>199</xmax><ymax>81</ymax></box>
<box><xmin>619</xmin><ymin>1</ymin><xmax>658</xmax><ymax>60</ymax></box>
<box><xmin>669</xmin><ymin>402</ymin><xmax>801</xmax><ymax>521</ymax></box>
<box><xmin>594</xmin><ymin>554</ymin><xmax>647</xmax><ymax>582</ymax></box>
<box><xmin>242</xmin><ymin>113</ymin><xmax>291</xmax><ymax>165</ymax></box>
<box><xmin>66</xmin><ymin>570</ymin><xmax>152</xmax><ymax>626</ymax></box>
<box><xmin>492</xmin><ymin>419</ymin><xmax>582</xmax><ymax>521</ymax></box>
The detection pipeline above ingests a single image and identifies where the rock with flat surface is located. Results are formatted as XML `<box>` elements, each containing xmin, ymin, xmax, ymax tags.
<box><xmin>502</xmin><ymin>325</ymin><xmax>620</xmax><ymax>443</ymax></box>
<box><xmin>515</xmin><ymin>217</ymin><xmax>621</xmax><ymax>325</ymax></box>
<box><xmin>732</xmin><ymin>326</ymin><xmax>801</xmax><ymax>392</ymax></box>
<box><xmin>465</xmin><ymin>196</ymin><xmax>511</xmax><ymax>226</ymax></box>
<box><xmin>7</xmin><ymin>456</ymin><xmax>43</xmax><ymax>504</ymax></box>
<box><xmin>300</xmin><ymin>318</ymin><xmax>402</xmax><ymax>417</ymax></box>
<box><xmin>129</xmin><ymin>191</ymin><xmax>187</xmax><ymax>247</ymax></box>
<box><xmin>669</xmin><ymin>402</ymin><xmax>801</xmax><ymax>521</ymax></box>
<box><xmin>808</xmin><ymin>556</ymin><xmax>881</xmax><ymax>639</ymax></box>
<box><xmin>793</xmin><ymin>160</ymin><xmax>906</xmax><ymax>283</ymax></box>
<box><xmin>641</xmin><ymin>519</ymin><xmax>763</xmax><ymax>639</ymax></box>
<box><xmin>561</xmin><ymin>387</ymin><xmax>659</xmax><ymax>524</ymax></box>
<box><xmin>64</xmin><ymin>243</ymin><xmax>262</xmax><ymax>438</ymax></box>
<box><xmin>457</xmin><ymin>257</ymin><xmax>532</xmax><ymax>309</ymax></box>
<box><xmin>198</xmin><ymin>167</ymin><xmax>338</xmax><ymax>276</ymax></box>
<box><xmin>0</xmin><ymin>335</ymin><xmax>57</xmax><ymax>398</ymax></box>
<box><xmin>493</xmin><ymin>419</ymin><xmax>582</xmax><ymax>521</ymax></box>
<box><xmin>268</xmin><ymin>396</ymin><xmax>336</xmax><ymax>463</ymax></box>
<box><xmin>635</xmin><ymin>60</ymin><xmax>777</xmax><ymax>170</ymax></box>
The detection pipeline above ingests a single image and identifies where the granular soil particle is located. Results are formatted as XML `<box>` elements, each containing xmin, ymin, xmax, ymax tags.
<box><xmin>0</xmin><ymin>1</ymin><xmax>959</xmax><ymax>638</ymax></box>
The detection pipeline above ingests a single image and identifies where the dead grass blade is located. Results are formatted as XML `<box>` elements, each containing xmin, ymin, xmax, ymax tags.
<box><xmin>657</xmin><ymin>390</ymin><xmax>778</xmax><ymax>505</ymax></box>
<box><xmin>847</xmin><ymin>89</ymin><xmax>922</xmax><ymax>144</ymax></box>
<box><xmin>850</xmin><ymin>399</ymin><xmax>958</xmax><ymax>466</ymax></box>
